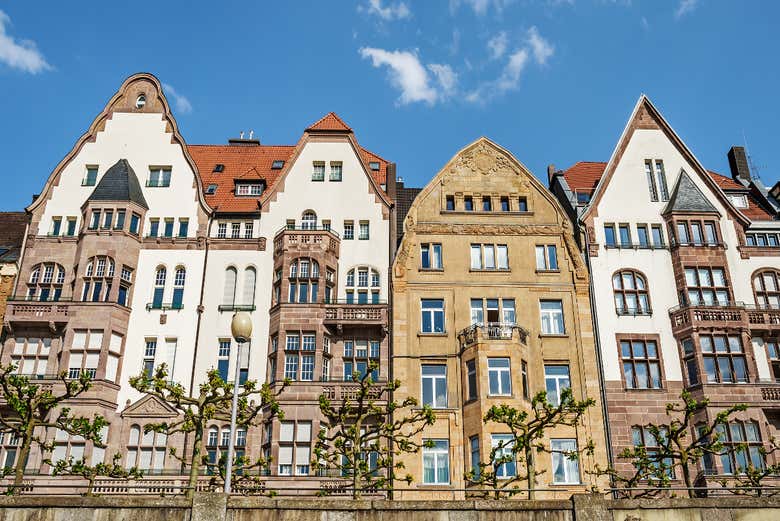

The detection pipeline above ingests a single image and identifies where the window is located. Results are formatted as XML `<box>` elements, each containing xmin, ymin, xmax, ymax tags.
<box><xmin>89</xmin><ymin>210</ymin><xmax>101</xmax><ymax>230</ymax></box>
<box><xmin>81</xmin><ymin>255</ymin><xmax>115</xmax><ymax>303</ymax></box>
<box><xmin>66</xmin><ymin>217</ymin><xmax>78</xmax><ymax>236</ymax></box>
<box><xmin>746</xmin><ymin>231</ymin><xmax>780</xmax><ymax>247</ymax></box>
<box><xmin>289</xmin><ymin>258</ymin><xmax>320</xmax><ymax>303</ymax></box>
<box><xmin>143</xmin><ymin>339</ymin><xmax>157</xmax><ymax>378</ymax></box>
<box><xmin>217</xmin><ymin>340</ymin><xmax>231</xmax><ymax>381</ymax></box>
<box><xmin>636</xmin><ymin>225</ymin><xmax>649</xmax><ymax>248</ymax></box>
<box><xmin>126</xmin><ymin>425</ymin><xmax>167</xmax><ymax>471</ymax></box>
<box><xmin>9</xmin><ymin>337</ymin><xmax>51</xmax><ymax>377</ymax></box>
<box><xmin>236</xmin><ymin>183</ymin><xmax>263</xmax><ymax>196</ymax></box>
<box><xmin>162</xmin><ymin>219</ymin><xmax>174</xmax><ymax>238</ymax></box>
<box><xmin>51</xmin><ymin>217</ymin><xmax>62</xmax><ymax>236</ymax></box>
<box><xmin>421</xmin><ymin>299</ymin><xmax>445</xmax><ymax>333</ymax></box>
<box><xmin>312</xmin><ymin>162</ymin><xmax>325</xmax><ymax>181</ymax></box>
<box><xmin>148</xmin><ymin>218</ymin><xmax>159</xmax><ymax>237</ymax></box>
<box><xmin>115</xmin><ymin>210</ymin><xmax>125</xmax><ymax>230</ymax></box>
<box><xmin>67</xmin><ymin>329</ymin><xmax>102</xmax><ymax>379</ymax></box>
<box><xmin>421</xmin><ymin>365</ymin><xmax>447</xmax><ymax>408</ymax></box>
<box><xmin>342</xmin><ymin>339</ymin><xmax>380</xmax><ymax>381</ymax></box>
<box><xmin>632</xmin><ymin>426</ymin><xmax>674</xmax><ymax>478</ymax></box>
<box><xmin>500</xmin><ymin>196</ymin><xmax>510</xmax><ymax>212</ymax></box>
<box><xmin>301</xmin><ymin>211</ymin><xmax>317</xmax><ymax>230</ymax></box>
<box><xmin>684</xmin><ymin>267</ymin><xmax>730</xmax><ymax>306</ymax></box>
<box><xmin>223</xmin><ymin>267</ymin><xmax>237</xmax><ymax>306</ymax></box>
<box><xmin>518</xmin><ymin>197</ymin><xmax>528</xmax><ymax>212</ymax></box>
<box><xmin>329</xmin><ymin>162</ymin><xmax>342</xmax><ymax>181</ymax></box>
<box><xmin>544</xmin><ymin>365</ymin><xmax>570</xmax><ymax>406</ymax></box>
<box><xmin>521</xmin><ymin>360</ymin><xmax>529</xmax><ymax>400</ymax></box>
<box><xmin>766</xmin><ymin>339</ymin><xmax>780</xmax><ymax>382</ymax></box>
<box><xmin>682</xmin><ymin>338</ymin><xmax>698</xmax><ymax>386</ymax></box>
<box><xmin>26</xmin><ymin>262</ymin><xmax>65</xmax><ymax>302</ymax></box>
<box><xmin>704</xmin><ymin>222</ymin><xmax>718</xmax><ymax>245</ymax></box>
<box><xmin>177</xmin><ymin>219</ymin><xmax>188</xmax><ymax>238</ymax></box>
<box><xmin>135</xmin><ymin>94</ymin><xmax>146</xmax><ymax>109</ymax></box>
<box><xmin>343</xmin><ymin>221</ymin><xmax>354</xmax><ymax>240</ymax></box>
<box><xmin>278</xmin><ymin>421</ymin><xmax>312</xmax><ymax>476</ymax></box>
<box><xmin>535</xmin><ymin>245</ymin><xmax>558</xmax><ymax>271</ymax></box>
<box><xmin>420</xmin><ymin>243</ymin><xmax>442</xmax><ymax>269</ymax></box>
<box><xmin>488</xmin><ymin>358</ymin><xmax>511</xmax><ymax>396</ymax></box>
<box><xmin>644</xmin><ymin>160</ymin><xmax>668</xmax><ymax>202</ymax></box>
<box><xmin>469</xmin><ymin>436</ymin><xmax>480</xmax><ymax>479</ymax></box>
<box><xmin>551</xmin><ymin>439</ymin><xmax>580</xmax><ymax>484</ymax></box>
<box><xmin>540</xmin><ymin>300</ymin><xmax>565</xmax><ymax>335</ymax></box>
<box><xmin>464</xmin><ymin>196</ymin><xmax>474</xmax><ymax>211</ymax></box>
<box><xmin>604</xmin><ymin>224</ymin><xmax>616</xmax><ymax>247</ymax></box>
<box><xmin>470</xmin><ymin>298</ymin><xmax>515</xmax><ymax>327</ymax></box>
<box><xmin>716</xmin><ymin>421</ymin><xmax>764</xmax><ymax>474</ymax></box>
<box><xmin>83</xmin><ymin>166</ymin><xmax>98</xmax><ymax>186</ymax></box>
<box><xmin>700</xmin><ymin>334</ymin><xmax>748</xmax><ymax>383</ymax></box>
<box><xmin>470</xmin><ymin>244</ymin><xmax>508</xmax><ymax>270</ymax></box>
<box><xmin>651</xmin><ymin>224</ymin><xmax>664</xmax><ymax>247</ymax></box>
<box><xmin>50</xmin><ymin>429</ymin><xmax>87</xmax><ymax>471</ymax></box>
<box><xmin>101</xmin><ymin>210</ymin><xmax>113</xmax><ymax>229</ymax></box>
<box><xmin>612</xmin><ymin>270</ymin><xmax>651</xmax><ymax>315</ymax></box>
<box><xmin>422</xmin><ymin>440</ymin><xmax>450</xmax><ymax>485</ymax></box>
<box><xmin>271</xmin><ymin>160</ymin><xmax>284</xmax><ymax>169</ymax></box>
<box><xmin>0</xmin><ymin>432</ymin><xmax>19</xmax><ymax>470</ymax></box>
<box><xmin>152</xmin><ymin>266</ymin><xmax>166</xmax><ymax>309</ymax></box>
<box><xmin>358</xmin><ymin>221</ymin><xmax>369</xmax><ymax>240</ymax></box>
<box><xmin>618</xmin><ymin>224</ymin><xmax>631</xmax><ymax>247</ymax></box>
<box><xmin>171</xmin><ymin>267</ymin><xmax>185</xmax><ymax>309</ymax></box>
<box><xmin>229</xmin><ymin>222</ymin><xmax>240</xmax><ymax>239</ymax></box>
<box><xmin>445</xmin><ymin>195</ymin><xmax>455</xmax><ymax>211</ymax></box>
<box><xmin>729</xmin><ymin>194</ymin><xmax>748</xmax><ymax>208</ymax></box>
<box><xmin>482</xmin><ymin>196</ymin><xmax>492</xmax><ymax>211</ymax></box>
<box><xmin>753</xmin><ymin>270</ymin><xmax>780</xmax><ymax>309</ymax></box>
<box><xmin>491</xmin><ymin>434</ymin><xmax>516</xmax><ymax>478</ymax></box>
<box><xmin>466</xmin><ymin>359</ymin><xmax>477</xmax><ymax>401</ymax></box>
<box><xmin>205</xmin><ymin>184</ymin><xmax>217</xmax><ymax>194</ymax></box>
<box><xmin>621</xmin><ymin>339</ymin><xmax>661</xmax><ymax>389</ymax></box>
<box><xmin>148</xmin><ymin>167</ymin><xmax>171</xmax><ymax>187</ymax></box>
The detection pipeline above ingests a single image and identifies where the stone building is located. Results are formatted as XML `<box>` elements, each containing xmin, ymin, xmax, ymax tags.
<box><xmin>0</xmin><ymin>212</ymin><xmax>27</xmax><ymax>337</ymax></box>
<box><xmin>0</xmin><ymin>73</ymin><xmax>396</xmax><ymax>491</ymax></box>
<box><xmin>550</xmin><ymin>95</ymin><xmax>780</xmax><ymax>485</ymax></box>
<box><xmin>392</xmin><ymin>138</ymin><xmax>607</xmax><ymax>499</ymax></box>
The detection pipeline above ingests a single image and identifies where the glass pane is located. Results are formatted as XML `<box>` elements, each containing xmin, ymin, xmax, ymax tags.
<box><xmin>698</xmin><ymin>269</ymin><xmax>712</xmax><ymax>286</ymax></box>
<box><xmin>685</xmin><ymin>268</ymin><xmax>697</xmax><ymax>287</ymax></box>
<box><xmin>718</xmin><ymin>357</ymin><xmax>733</xmax><ymax>382</ymax></box>
<box><xmin>713</xmin><ymin>269</ymin><xmax>726</xmax><ymax>287</ymax></box>
<box><xmin>649</xmin><ymin>362</ymin><xmax>661</xmax><ymax>388</ymax></box>
<box><xmin>635</xmin><ymin>362</ymin><xmax>649</xmax><ymax>388</ymax></box>
<box><xmin>632</xmin><ymin>341</ymin><xmax>646</xmax><ymax>358</ymax></box>
<box><xmin>623</xmin><ymin>363</ymin><xmax>634</xmax><ymax>388</ymax></box>
<box><xmin>703</xmin><ymin>357</ymin><xmax>717</xmax><ymax>382</ymax></box>
<box><xmin>714</xmin><ymin>336</ymin><xmax>727</xmax><ymax>352</ymax></box>
<box><xmin>646</xmin><ymin>341</ymin><xmax>657</xmax><ymax>358</ymax></box>
<box><xmin>733</xmin><ymin>357</ymin><xmax>747</xmax><ymax>382</ymax></box>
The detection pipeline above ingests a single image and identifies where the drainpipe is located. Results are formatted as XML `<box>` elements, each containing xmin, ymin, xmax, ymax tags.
<box><xmin>582</xmin><ymin>224</ymin><xmax>615</xmax><ymax>482</ymax></box>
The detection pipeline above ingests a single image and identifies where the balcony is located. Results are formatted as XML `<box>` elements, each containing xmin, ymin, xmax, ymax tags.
<box><xmin>145</xmin><ymin>302</ymin><xmax>184</xmax><ymax>311</ymax></box>
<box><xmin>320</xmin><ymin>381</ymin><xmax>386</xmax><ymax>401</ymax></box>
<box><xmin>273</xmin><ymin>226</ymin><xmax>340</xmax><ymax>256</ymax></box>
<box><xmin>5</xmin><ymin>297</ymin><xmax>72</xmax><ymax>326</ymax></box>
<box><xmin>747</xmin><ymin>307</ymin><xmax>780</xmax><ymax>331</ymax></box>
<box><xmin>458</xmin><ymin>322</ymin><xmax>529</xmax><ymax>349</ymax></box>
<box><xmin>323</xmin><ymin>301</ymin><xmax>387</xmax><ymax>329</ymax></box>
<box><xmin>761</xmin><ymin>387</ymin><xmax>780</xmax><ymax>401</ymax></box>
<box><xmin>669</xmin><ymin>302</ymin><xmax>748</xmax><ymax>332</ymax></box>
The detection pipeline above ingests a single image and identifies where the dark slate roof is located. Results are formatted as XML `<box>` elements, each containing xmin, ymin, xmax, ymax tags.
<box><xmin>0</xmin><ymin>212</ymin><xmax>27</xmax><ymax>263</ymax></box>
<box><xmin>663</xmin><ymin>171</ymin><xmax>719</xmax><ymax>215</ymax></box>
<box><xmin>395</xmin><ymin>184</ymin><xmax>422</xmax><ymax>243</ymax></box>
<box><xmin>87</xmin><ymin>159</ymin><xmax>148</xmax><ymax>209</ymax></box>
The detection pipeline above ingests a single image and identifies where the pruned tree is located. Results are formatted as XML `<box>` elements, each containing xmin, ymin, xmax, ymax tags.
<box><xmin>0</xmin><ymin>363</ymin><xmax>108</xmax><ymax>494</ymax></box>
<box><xmin>313</xmin><ymin>363</ymin><xmax>435</xmax><ymax>499</ymax></box>
<box><xmin>48</xmin><ymin>453</ymin><xmax>144</xmax><ymax>496</ymax></box>
<box><xmin>129</xmin><ymin>364</ymin><xmax>287</xmax><ymax>498</ymax></box>
<box><xmin>467</xmin><ymin>388</ymin><xmax>595</xmax><ymax>500</ymax></box>
<box><xmin>202</xmin><ymin>450</ymin><xmax>275</xmax><ymax>496</ymax></box>
<box><xmin>717</xmin><ymin>437</ymin><xmax>780</xmax><ymax>497</ymax></box>
<box><xmin>595</xmin><ymin>391</ymin><xmax>748</xmax><ymax>498</ymax></box>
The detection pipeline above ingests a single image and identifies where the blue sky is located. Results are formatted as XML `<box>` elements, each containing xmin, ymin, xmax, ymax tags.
<box><xmin>1</xmin><ymin>1</ymin><xmax>778</xmax><ymax>210</ymax></box>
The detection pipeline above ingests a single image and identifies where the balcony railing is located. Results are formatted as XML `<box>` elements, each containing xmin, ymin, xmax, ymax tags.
<box><xmin>616</xmin><ymin>307</ymin><xmax>653</xmax><ymax>317</ymax></box>
<box><xmin>324</xmin><ymin>303</ymin><xmax>386</xmax><ymax>322</ymax></box>
<box><xmin>5</xmin><ymin>301</ymin><xmax>71</xmax><ymax>321</ymax></box>
<box><xmin>747</xmin><ymin>307</ymin><xmax>780</xmax><ymax>328</ymax></box>
<box><xmin>217</xmin><ymin>304</ymin><xmax>256</xmax><ymax>312</ymax></box>
<box><xmin>146</xmin><ymin>302</ymin><xmax>184</xmax><ymax>311</ymax></box>
<box><xmin>761</xmin><ymin>387</ymin><xmax>780</xmax><ymax>401</ymax></box>
<box><xmin>458</xmin><ymin>322</ymin><xmax>529</xmax><ymax>347</ymax></box>
<box><xmin>275</xmin><ymin>224</ymin><xmax>340</xmax><ymax>238</ymax></box>
<box><xmin>321</xmin><ymin>381</ymin><xmax>387</xmax><ymax>401</ymax></box>
<box><xmin>669</xmin><ymin>302</ymin><xmax>748</xmax><ymax>328</ymax></box>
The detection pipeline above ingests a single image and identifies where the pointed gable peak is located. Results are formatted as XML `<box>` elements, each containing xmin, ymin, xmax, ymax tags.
<box><xmin>663</xmin><ymin>170</ymin><xmax>719</xmax><ymax>215</ymax></box>
<box><xmin>87</xmin><ymin>159</ymin><xmax>148</xmax><ymax>209</ymax></box>
<box><xmin>306</xmin><ymin>112</ymin><xmax>352</xmax><ymax>133</ymax></box>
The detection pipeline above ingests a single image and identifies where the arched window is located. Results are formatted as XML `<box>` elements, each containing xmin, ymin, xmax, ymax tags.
<box><xmin>82</xmin><ymin>256</ymin><xmax>116</xmax><ymax>303</ymax></box>
<box><xmin>126</xmin><ymin>424</ymin><xmax>167</xmax><ymax>472</ymax></box>
<box><xmin>172</xmin><ymin>267</ymin><xmax>186</xmax><ymax>309</ymax></box>
<box><xmin>152</xmin><ymin>266</ymin><xmax>166</xmax><ymax>309</ymax></box>
<box><xmin>345</xmin><ymin>266</ymin><xmax>381</xmax><ymax>304</ymax></box>
<box><xmin>223</xmin><ymin>267</ymin><xmax>237</xmax><ymax>306</ymax></box>
<box><xmin>753</xmin><ymin>269</ymin><xmax>780</xmax><ymax>309</ymax></box>
<box><xmin>27</xmin><ymin>262</ymin><xmax>66</xmax><ymax>302</ymax></box>
<box><xmin>242</xmin><ymin>267</ymin><xmax>256</xmax><ymax>306</ymax></box>
<box><xmin>288</xmin><ymin>258</ymin><xmax>320</xmax><ymax>303</ymax></box>
<box><xmin>301</xmin><ymin>211</ymin><xmax>317</xmax><ymax>230</ymax></box>
<box><xmin>612</xmin><ymin>270</ymin><xmax>651</xmax><ymax>315</ymax></box>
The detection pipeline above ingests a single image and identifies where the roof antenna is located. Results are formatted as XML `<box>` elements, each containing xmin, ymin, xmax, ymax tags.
<box><xmin>240</xmin><ymin>130</ymin><xmax>244</xmax><ymax>139</ymax></box>
<box><xmin>742</xmin><ymin>130</ymin><xmax>762</xmax><ymax>182</ymax></box>
<box><xmin>249</xmin><ymin>130</ymin><xmax>254</xmax><ymax>140</ymax></box>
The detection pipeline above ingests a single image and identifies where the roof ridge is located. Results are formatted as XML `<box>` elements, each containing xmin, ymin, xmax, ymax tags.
<box><xmin>306</xmin><ymin>112</ymin><xmax>352</xmax><ymax>132</ymax></box>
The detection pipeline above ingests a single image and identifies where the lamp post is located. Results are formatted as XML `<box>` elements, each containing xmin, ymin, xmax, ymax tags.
<box><xmin>225</xmin><ymin>311</ymin><xmax>252</xmax><ymax>494</ymax></box>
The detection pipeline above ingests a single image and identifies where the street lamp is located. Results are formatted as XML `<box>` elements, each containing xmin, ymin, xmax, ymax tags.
<box><xmin>224</xmin><ymin>311</ymin><xmax>252</xmax><ymax>494</ymax></box>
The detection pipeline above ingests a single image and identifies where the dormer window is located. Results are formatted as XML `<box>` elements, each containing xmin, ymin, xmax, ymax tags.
<box><xmin>272</xmin><ymin>160</ymin><xmax>285</xmax><ymax>169</ymax></box>
<box><xmin>728</xmin><ymin>194</ymin><xmax>748</xmax><ymax>208</ymax></box>
<box><xmin>369</xmin><ymin>161</ymin><xmax>380</xmax><ymax>171</ymax></box>
<box><xmin>213</xmin><ymin>164</ymin><xmax>225</xmax><ymax>173</ymax></box>
<box><xmin>206</xmin><ymin>184</ymin><xmax>217</xmax><ymax>195</ymax></box>
<box><xmin>236</xmin><ymin>182</ymin><xmax>264</xmax><ymax>196</ymax></box>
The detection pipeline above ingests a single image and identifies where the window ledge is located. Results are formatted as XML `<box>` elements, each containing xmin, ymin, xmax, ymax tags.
<box><xmin>418</xmin><ymin>332</ymin><xmax>448</xmax><ymax>337</ymax></box>
<box><xmin>469</xmin><ymin>269</ymin><xmax>511</xmax><ymax>273</ymax></box>
<box><xmin>539</xmin><ymin>334</ymin><xmax>568</xmax><ymax>339</ymax></box>
<box><xmin>487</xmin><ymin>394</ymin><xmax>514</xmax><ymax>399</ymax></box>
<box><xmin>419</xmin><ymin>268</ymin><xmax>445</xmax><ymax>272</ymax></box>
<box><xmin>535</xmin><ymin>269</ymin><xmax>560</xmax><ymax>275</ymax></box>
<box><xmin>623</xmin><ymin>387</ymin><xmax>666</xmax><ymax>392</ymax></box>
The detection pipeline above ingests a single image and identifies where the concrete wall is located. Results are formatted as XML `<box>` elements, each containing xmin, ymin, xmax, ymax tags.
<box><xmin>0</xmin><ymin>494</ymin><xmax>779</xmax><ymax>521</ymax></box>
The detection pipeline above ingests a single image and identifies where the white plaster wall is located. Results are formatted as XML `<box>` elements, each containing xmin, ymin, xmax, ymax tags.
<box><xmin>118</xmin><ymin>249</ymin><xmax>205</xmax><ymax>407</ymax></box>
<box><xmin>38</xmin><ymin>113</ymin><xmax>200</xmax><ymax>237</ymax></box>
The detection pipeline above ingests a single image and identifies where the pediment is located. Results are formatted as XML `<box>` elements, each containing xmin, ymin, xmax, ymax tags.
<box><xmin>442</xmin><ymin>139</ymin><xmax>530</xmax><ymax>190</ymax></box>
<box><xmin>121</xmin><ymin>394</ymin><xmax>179</xmax><ymax>419</ymax></box>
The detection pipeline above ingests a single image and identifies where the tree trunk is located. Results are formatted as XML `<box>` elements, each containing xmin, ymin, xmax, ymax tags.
<box><xmin>526</xmin><ymin>448</ymin><xmax>535</xmax><ymax>501</ymax></box>
<box><xmin>680</xmin><ymin>455</ymin><xmax>693</xmax><ymax>498</ymax></box>
<box><xmin>11</xmin><ymin>424</ymin><xmax>34</xmax><ymax>494</ymax></box>
<box><xmin>187</xmin><ymin>426</ymin><xmax>203</xmax><ymax>499</ymax></box>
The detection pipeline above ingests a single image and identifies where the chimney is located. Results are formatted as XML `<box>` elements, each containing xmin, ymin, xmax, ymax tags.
<box><xmin>547</xmin><ymin>164</ymin><xmax>558</xmax><ymax>185</ymax></box>
<box><xmin>728</xmin><ymin>146</ymin><xmax>751</xmax><ymax>183</ymax></box>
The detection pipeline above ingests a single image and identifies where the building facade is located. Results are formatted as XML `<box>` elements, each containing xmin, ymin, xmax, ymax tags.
<box><xmin>392</xmin><ymin>138</ymin><xmax>608</xmax><ymax>499</ymax></box>
<box><xmin>0</xmin><ymin>212</ymin><xmax>27</xmax><ymax>337</ymax></box>
<box><xmin>0</xmin><ymin>73</ymin><xmax>395</xmax><ymax>489</ymax></box>
<box><xmin>550</xmin><ymin>96</ymin><xmax>780</xmax><ymax>484</ymax></box>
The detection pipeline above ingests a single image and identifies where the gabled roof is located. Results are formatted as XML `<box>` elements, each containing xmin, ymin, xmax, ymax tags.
<box><xmin>663</xmin><ymin>171</ymin><xmax>719</xmax><ymax>215</ymax></box>
<box><xmin>306</xmin><ymin>112</ymin><xmax>352</xmax><ymax>133</ymax></box>
<box><xmin>87</xmin><ymin>159</ymin><xmax>148</xmax><ymax>209</ymax></box>
<box><xmin>562</xmin><ymin>162</ymin><xmax>607</xmax><ymax>193</ymax></box>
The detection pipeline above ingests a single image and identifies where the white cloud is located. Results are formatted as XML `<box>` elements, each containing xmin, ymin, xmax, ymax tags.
<box><xmin>428</xmin><ymin>63</ymin><xmax>458</xmax><ymax>97</ymax></box>
<box><xmin>450</xmin><ymin>0</ymin><xmax>513</xmax><ymax>16</ymax></box>
<box><xmin>526</xmin><ymin>26</ymin><xmax>554</xmax><ymax>65</ymax></box>
<box><xmin>162</xmin><ymin>83</ymin><xmax>193</xmax><ymax>114</ymax></box>
<box><xmin>359</xmin><ymin>47</ymin><xmax>439</xmax><ymax>105</ymax></box>
<box><xmin>487</xmin><ymin>31</ymin><xmax>508</xmax><ymax>60</ymax></box>
<box><xmin>674</xmin><ymin>0</ymin><xmax>698</xmax><ymax>19</ymax></box>
<box><xmin>641</xmin><ymin>16</ymin><xmax>649</xmax><ymax>30</ymax></box>
<box><xmin>0</xmin><ymin>10</ymin><xmax>51</xmax><ymax>74</ymax></box>
<box><xmin>361</xmin><ymin>0</ymin><xmax>411</xmax><ymax>21</ymax></box>
<box><xmin>466</xmin><ymin>48</ymin><xmax>528</xmax><ymax>103</ymax></box>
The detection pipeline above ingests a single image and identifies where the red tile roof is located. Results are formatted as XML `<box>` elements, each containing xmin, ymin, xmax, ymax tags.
<box><xmin>561</xmin><ymin>161</ymin><xmax>606</xmax><ymax>193</ymax></box>
<box><xmin>706</xmin><ymin>170</ymin><xmax>745</xmax><ymax>190</ymax></box>
<box><xmin>706</xmin><ymin>170</ymin><xmax>775</xmax><ymax>221</ymax></box>
<box><xmin>306</xmin><ymin>112</ymin><xmax>352</xmax><ymax>132</ymax></box>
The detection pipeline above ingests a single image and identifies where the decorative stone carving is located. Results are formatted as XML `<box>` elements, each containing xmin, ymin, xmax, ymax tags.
<box><xmin>414</xmin><ymin>223</ymin><xmax>559</xmax><ymax>236</ymax></box>
<box><xmin>444</xmin><ymin>140</ymin><xmax>529</xmax><ymax>189</ymax></box>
